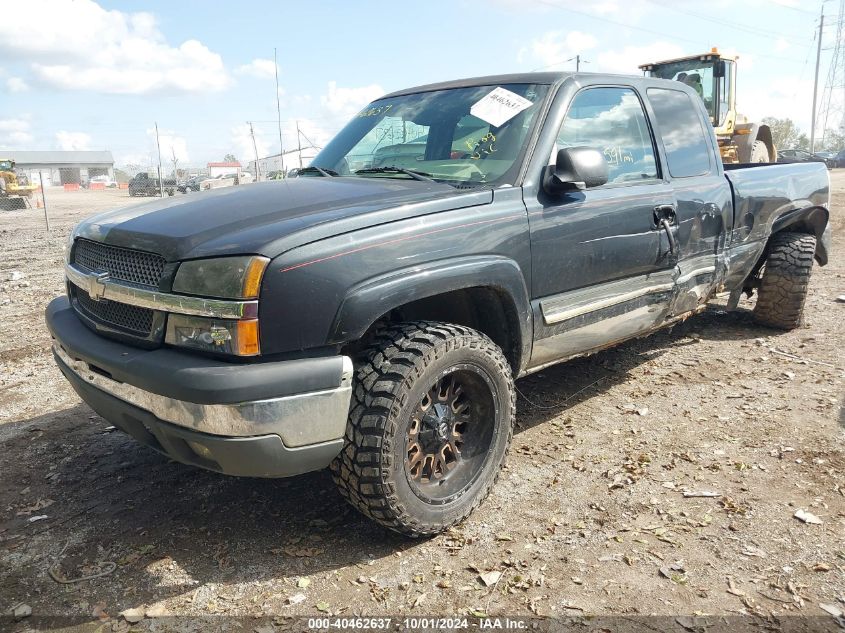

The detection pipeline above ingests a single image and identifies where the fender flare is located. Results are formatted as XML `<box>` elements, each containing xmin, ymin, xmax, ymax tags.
<box><xmin>771</xmin><ymin>205</ymin><xmax>830</xmax><ymax>265</ymax></box>
<box><xmin>328</xmin><ymin>255</ymin><xmax>533</xmax><ymax>372</ymax></box>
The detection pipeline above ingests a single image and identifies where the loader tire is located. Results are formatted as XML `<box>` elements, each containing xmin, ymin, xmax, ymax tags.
<box><xmin>752</xmin><ymin>231</ymin><xmax>816</xmax><ymax>330</ymax></box>
<box><xmin>750</xmin><ymin>140</ymin><xmax>770</xmax><ymax>163</ymax></box>
<box><xmin>331</xmin><ymin>321</ymin><xmax>515</xmax><ymax>537</ymax></box>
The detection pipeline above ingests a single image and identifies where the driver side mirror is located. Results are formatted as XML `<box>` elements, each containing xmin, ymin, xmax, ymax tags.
<box><xmin>544</xmin><ymin>147</ymin><xmax>609</xmax><ymax>194</ymax></box>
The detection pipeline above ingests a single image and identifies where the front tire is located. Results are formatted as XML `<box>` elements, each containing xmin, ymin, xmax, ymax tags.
<box><xmin>331</xmin><ymin>321</ymin><xmax>515</xmax><ymax>537</ymax></box>
<box><xmin>753</xmin><ymin>232</ymin><xmax>816</xmax><ymax>329</ymax></box>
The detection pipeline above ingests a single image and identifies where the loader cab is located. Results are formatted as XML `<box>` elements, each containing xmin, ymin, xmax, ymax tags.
<box><xmin>639</xmin><ymin>52</ymin><xmax>736</xmax><ymax>137</ymax></box>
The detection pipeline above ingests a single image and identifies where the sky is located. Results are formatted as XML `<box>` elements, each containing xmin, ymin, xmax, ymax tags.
<box><xmin>0</xmin><ymin>0</ymin><xmax>835</xmax><ymax>168</ymax></box>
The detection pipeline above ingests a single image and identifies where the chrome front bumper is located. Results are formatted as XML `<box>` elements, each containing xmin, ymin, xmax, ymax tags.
<box><xmin>53</xmin><ymin>343</ymin><xmax>353</xmax><ymax>448</ymax></box>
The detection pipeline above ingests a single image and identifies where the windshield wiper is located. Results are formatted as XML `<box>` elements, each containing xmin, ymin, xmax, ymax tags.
<box><xmin>354</xmin><ymin>166</ymin><xmax>436</xmax><ymax>182</ymax></box>
<box><xmin>297</xmin><ymin>166</ymin><xmax>338</xmax><ymax>177</ymax></box>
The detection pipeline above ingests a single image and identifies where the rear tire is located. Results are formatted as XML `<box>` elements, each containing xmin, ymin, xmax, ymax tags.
<box><xmin>750</xmin><ymin>140</ymin><xmax>769</xmax><ymax>163</ymax></box>
<box><xmin>331</xmin><ymin>321</ymin><xmax>515</xmax><ymax>537</ymax></box>
<box><xmin>752</xmin><ymin>232</ymin><xmax>816</xmax><ymax>330</ymax></box>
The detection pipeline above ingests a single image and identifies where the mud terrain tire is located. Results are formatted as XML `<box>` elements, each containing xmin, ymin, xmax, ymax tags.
<box><xmin>331</xmin><ymin>321</ymin><xmax>515</xmax><ymax>537</ymax></box>
<box><xmin>753</xmin><ymin>231</ymin><xmax>816</xmax><ymax>330</ymax></box>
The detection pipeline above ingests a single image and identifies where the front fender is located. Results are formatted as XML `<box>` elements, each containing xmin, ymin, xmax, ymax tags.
<box><xmin>328</xmin><ymin>255</ymin><xmax>532</xmax><ymax>369</ymax></box>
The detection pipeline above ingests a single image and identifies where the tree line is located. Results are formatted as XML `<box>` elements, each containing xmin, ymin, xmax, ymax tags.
<box><xmin>763</xmin><ymin>117</ymin><xmax>845</xmax><ymax>153</ymax></box>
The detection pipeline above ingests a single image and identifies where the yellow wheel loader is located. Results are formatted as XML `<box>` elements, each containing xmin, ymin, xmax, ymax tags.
<box><xmin>0</xmin><ymin>158</ymin><xmax>38</xmax><ymax>210</ymax></box>
<box><xmin>639</xmin><ymin>49</ymin><xmax>775</xmax><ymax>163</ymax></box>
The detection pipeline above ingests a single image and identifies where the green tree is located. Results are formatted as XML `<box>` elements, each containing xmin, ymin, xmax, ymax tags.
<box><xmin>821</xmin><ymin>128</ymin><xmax>845</xmax><ymax>152</ymax></box>
<box><xmin>795</xmin><ymin>134</ymin><xmax>809</xmax><ymax>151</ymax></box>
<box><xmin>223</xmin><ymin>153</ymin><xmax>238</xmax><ymax>163</ymax></box>
<box><xmin>762</xmin><ymin>117</ymin><xmax>804</xmax><ymax>150</ymax></box>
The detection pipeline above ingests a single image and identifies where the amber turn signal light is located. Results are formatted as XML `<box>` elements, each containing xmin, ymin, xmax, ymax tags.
<box><xmin>236</xmin><ymin>319</ymin><xmax>260</xmax><ymax>356</ymax></box>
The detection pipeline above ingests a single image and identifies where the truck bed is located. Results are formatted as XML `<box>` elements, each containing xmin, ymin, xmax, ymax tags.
<box><xmin>722</xmin><ymin>161</ymin><xmax>830</xmax><ymax>289</ymax></box>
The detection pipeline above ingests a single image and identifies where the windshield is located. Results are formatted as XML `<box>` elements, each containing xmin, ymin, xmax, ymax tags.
<box><xmin>312</xmin><ymin>83</ymin><xmax>550</xmax><ymax>187</ymax></box>
<box><xmin>648</xmin><ymin>60</ymin><xmax>721</xmax><ymax>124</ymax></box>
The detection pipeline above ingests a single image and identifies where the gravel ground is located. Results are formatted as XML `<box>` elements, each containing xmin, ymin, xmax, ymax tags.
<box><xmin>0</xmin><ymin>182</ymin><xmax>843</xmax><ymax>631</ymax></box>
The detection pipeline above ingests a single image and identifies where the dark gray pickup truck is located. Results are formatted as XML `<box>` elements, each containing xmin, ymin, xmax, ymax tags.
<box><xmin>47</xmin><ymin>72</ymin><xmax>830</xmax><ymax>536</ymax></box>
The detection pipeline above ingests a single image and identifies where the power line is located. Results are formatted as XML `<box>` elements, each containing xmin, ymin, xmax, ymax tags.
<box><xmin>769</xmin><ymin>0</ymin><xmax>823</xmax><ymax>15</ymax></box>
<box><xmin>644</xmin><ymin>0</ymin><xmax>813</xmax><ymax>45</ymax></box>
<box><xmin>531</xmin><ymin>53</ymin><xmax>590</xmax><ymax>72</ymax></box>
<box><xmin>531</xmin><ymin>0</ymin><xmax>810</xmax><ymax>65</ymax></box>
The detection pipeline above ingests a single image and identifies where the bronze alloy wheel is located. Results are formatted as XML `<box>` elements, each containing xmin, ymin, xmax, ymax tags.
<box><xmin>331</xmin><ymin>321</ymin><xmax>515</xmax><ymax>537</ymax></box>
<box><xmin>404</xmin><ymin>366</ymin><xmax>496</xmax><ymax>505</ymax></box>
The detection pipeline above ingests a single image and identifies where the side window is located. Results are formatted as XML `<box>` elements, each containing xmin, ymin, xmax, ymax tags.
<box><xmin>555</xmin><ymin>87</ymin><xmax>658</xmax><ymax>184</ymax></box>
<box><xmin>647</xmin><ymin>88</ymin><xmax>712</xmax><ymax>178</ymax></box>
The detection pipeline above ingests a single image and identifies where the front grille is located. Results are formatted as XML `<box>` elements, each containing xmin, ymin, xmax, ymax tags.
<box><xmin>74</xmin><ymin>287</ymin><xmax>155</xmax><ymax>336</ymax></box>
<box><xmin>74</xmin><ymin>239</ymin><xmax>165</xmax><ymax>288</ymax></box>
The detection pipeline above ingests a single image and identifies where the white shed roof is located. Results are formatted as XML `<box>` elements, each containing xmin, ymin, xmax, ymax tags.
<box><xmin>4</xmin><ymin>150</ymin><xmax>114</xmax><ymax>166</ymax></box>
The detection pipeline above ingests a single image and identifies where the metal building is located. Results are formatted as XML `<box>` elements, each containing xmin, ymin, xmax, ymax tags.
<box><xmin>3</xmin><ymin>150</ymin><xmax>115</xmax><ymax>186</ymax></box>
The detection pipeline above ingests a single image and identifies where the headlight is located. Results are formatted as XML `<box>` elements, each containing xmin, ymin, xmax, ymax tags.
<box><xmin>165</xmin><ymin>314</ymin><xmax>260</xmax><ymax>356</ymax></box>
<box><xmin>169</xmin><ymin>255</ymin><xmax>269</xmax><ymax>356</ymax></box>
<box><xmin>172</xmin><ymin>255</ymin><xmax>269</xmax><ymax>299</ymax></box>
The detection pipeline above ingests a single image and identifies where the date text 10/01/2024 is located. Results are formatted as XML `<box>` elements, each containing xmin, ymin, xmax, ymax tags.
<box><xmin>306</xmin><ymin>617</ymin><xmax>530</xmax><ymax>630</ymax></box>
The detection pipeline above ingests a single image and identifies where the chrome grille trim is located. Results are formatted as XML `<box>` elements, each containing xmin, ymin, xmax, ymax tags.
<box><xmin>65</xmin><ymin>263</ymin><xmax>258</xmax><ymax>320</ymax></box>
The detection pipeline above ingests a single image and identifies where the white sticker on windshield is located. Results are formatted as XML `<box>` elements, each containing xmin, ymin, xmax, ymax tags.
<box><xmin>470</xmin><ymin>87</ymin><xmax>533</xmax><ymax>127</ymax></box>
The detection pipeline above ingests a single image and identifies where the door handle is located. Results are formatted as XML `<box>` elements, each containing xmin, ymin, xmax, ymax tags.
<box><xmin>660</xmin><ymin>218</ymin><xmax>677</xmax><ymax>254</ymax></box>
<box><xmin>653</xmin><ymin>204</ymin><xmax>677</xmax><ymax>226</ymax></box>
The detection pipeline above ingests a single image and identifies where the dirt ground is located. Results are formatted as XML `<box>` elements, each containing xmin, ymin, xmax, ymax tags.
<box><xmin>0</xmin><ymin>181</ymin><xmax>843</xmax><ymax>632</ymax></box>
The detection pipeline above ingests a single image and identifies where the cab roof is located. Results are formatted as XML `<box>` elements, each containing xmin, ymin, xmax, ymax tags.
<box><xmin>380</xmin><ymin>71</ymin><xmax>678</xmax><ymax>99</ymax></box>
<box><xmin>639</xmin><ymin>51</ymin><xmax>737</xmax><ymax>70</ymax></box>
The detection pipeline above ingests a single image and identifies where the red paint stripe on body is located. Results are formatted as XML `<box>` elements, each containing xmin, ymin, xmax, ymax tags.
<box><xmin>278</xmin><ymin>213</ymin><xmax>525</xmax><ymax>273</ymax></box>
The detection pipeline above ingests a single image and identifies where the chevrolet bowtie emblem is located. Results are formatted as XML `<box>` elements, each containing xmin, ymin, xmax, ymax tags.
<box><xmin>85</xmin><ymin>270</ymin><xmax>110</xmax><ymax>301</ymax></box>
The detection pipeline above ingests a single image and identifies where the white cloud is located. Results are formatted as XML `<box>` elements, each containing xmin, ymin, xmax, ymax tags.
<box><xmin>492</xmin><ymin>0</ymin><xmax>649</xmax><ymax>19</ymax></box>
<box><xmin>0</xmin><ymin>0</ymin><xmax>230</xmax><ymax>94</ymax></box>
<box><xmin>231</xmin><ymin>123</ymin><xmax>269</xmax><ymax>163</ymax></box>
<box><xmin>320</xmin><ymin>81</ymin><xmax>384</xmax><ymax>118</ymax></box>
<box><xmin>117</xmin><ymin>152</ymin><xmax>156</xmax><ymax>168</ymax></box>
<box><xmin>287</xmin><ymin>118</ymin><xmax>335</xmax><ymax>152</ymax></box>
<box><xmin>55</xmin><ymin>131</ymin><xmax>92</xmax><ymax>151</ymax></box>
<box><xmin>149</xmin><ymin>128</ymin><xmax>189</xmax><ymax>164</ymax></box>
<box><xmin>742</xmin><ymin>77</ymin><xmax>814</xmax><ymax>131</ymax></box>
<box><xmin>0</xmin><ymin>117</ymin><xmax>33</xmax><ymax>148</ymax></box>
<box><xmin>594</xmin><ymin>42</ymin><xmax>685</xmax><ymax>75</ymax></box>
<box><xmin>236</xmin><ymin>58</ymin><xmax>277</xmax><ymax>79</ymax></box>
<box><xmin>519</xmin><ymin>30</ymin><xmax>598</xmax><ymax>70</ymax></box>
<box><xmin>6</xmin><ymin>77</ymin><xmax>28</xmax><ymax>92</ymax></box>
<box><xmin>774</xmin><ymin>38</ymin><xmax>790</xmax><ymax>53</ymax></box>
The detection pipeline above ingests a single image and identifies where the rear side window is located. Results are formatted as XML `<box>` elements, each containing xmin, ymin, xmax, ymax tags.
<box><xmin>647</xmin><ymin>88</ymin><xmax>712</xmax><ymax>178</ymax></box>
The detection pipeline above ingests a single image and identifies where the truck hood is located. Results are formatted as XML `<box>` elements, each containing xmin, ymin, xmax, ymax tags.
<box><xmin>74</xmin><ymin>178</ymin><xmax>492</xmax><ymax>261</ymax></box>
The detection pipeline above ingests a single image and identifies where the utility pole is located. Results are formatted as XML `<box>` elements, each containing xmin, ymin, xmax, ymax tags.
<box><xmin>296</xmin><ymin>121</ymin><xmax>303</xmax><ymax>169</ymax></box>
<box><xmin>38</xmin><ymin>171</ymin><xmax>49</xmax><ymax>231</ymax></box>
<box><xmin>171</xmin><ymin>146</ymin><xmax>179</xmax><ymax>183</ymax></box>
<box><xmin>811</xmin><ymin>6</ymin><xmax>824</xmax><ymax>153</ymax></box>
<box><xmin>248</xmin><ymin>121</ymin><xmax>261</xmax><ymax>181</ymax></box>
<box><xmin>567</xmin><ymin>54</ymin><xmax>588</xmax><ymax>72</ymax></box>
<box><xmin>274</xmin><ymin>48</ymin><xmax>286</xmax><ymax>176</ymax></box>
<box><xmin>154</xmin><ymin>122</ymin><xmax>164</xmax><ymax>197</ymax></box>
